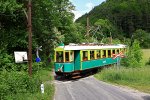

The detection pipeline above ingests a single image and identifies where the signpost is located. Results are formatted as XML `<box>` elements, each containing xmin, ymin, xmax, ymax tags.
<box><xmin>36</xmin><ymin>46</ymin><xmax>42</xmax><ymax>63</ymax></box>
<box><xmin>14</xmin><ymin>51</ymin><xmax>28</xmax><ymax>63</ymax></box>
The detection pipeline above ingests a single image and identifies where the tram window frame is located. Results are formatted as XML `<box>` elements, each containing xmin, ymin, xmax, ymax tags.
<box><xmin>103</xmin><ymin>50</ymin><xmax>106</xmax><ymax>58</ymax></box>
<box><xmin>83</xmin><ymin>51</ymin><xmax>88</xmax><ymax>61</ymax></box>
<box><xmin>65</xmin><ymin>51</ymin><xmax>70</xmax><ymax>62</ymax></box>
<box><xmin>90</xmin><ymin>51</ymin><xmax>95</xmax><ymax>60</ymax></box>
<box><xmin>56</xmin><ymin>51</ymin><xmax>64</xmax><ymax>62</ymax></box>
<box><xmin>97</xmin><ymin>50</ymin><xmax>101</xmax><ymax>59</ymax></box>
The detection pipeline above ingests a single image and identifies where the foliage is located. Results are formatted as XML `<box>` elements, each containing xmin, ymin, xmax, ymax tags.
<box><xmin>0</xmin><ymin>0</ymin><xmax>77</xmax><ymax>99</ymax></box>
<box><xmin>147</xmin><ymin>58</ymin><xmax>150</xmax><ymax>65</ymax></box>
<box><xmin>133</xmin><ymin>29</ymin><xmax>150</xmax><ymax>48</ymax></box>
<box><xmin>0</xmin><ymin>0</ymin><xmax>27</xmax><ymax>53</ymax></box>
<box><xmin>0</xmin><ymin>0</ymin><xmax>78</xmax><ymax>62</ymax></box>
<box><xmin>63</xmin><ymin>23</ymin><xmax>84</xmax><ymax>44</ymax></box>
<box><xmin>0</xmin><ymin>49</ymin><xmax>46</xmax><ymax>72</ymax></box>
<box><xmin>121</xmin><ymin>40</ymin><xmax>143</xmax><ymax>67</ymax></box>
<box><xmin>142</xmin><ymin>49</ymin><xmax>150</xmax><ymax>65</ymax></box>
<box><xmin>95</xmin><ymin>66</ymin><xmax>150</xmax><ymax>93</ymax></box>
<box><xmin>0</xmin><ymin>71</ymin><xmax>41</xmax><ymax>100</ymax></box>
<box><xmin>94</xmin><ymin>19</ymin><xmax>119</xmax><ymax>38</ymax></box>
<box><xmin>77</xmin><ymin>18</ymin><xmax>120</xmax><ymax>43</ymax></box>
<box><xmin>76</xmin><ymin>0</ymin><xmax>150</xmax><ymax>48</ymax></box>
<box><xmin>112</xmin><ymin>39</ymin><xmax>121</xmax><ymax>44</ymax></box>
<box><xmin>0</xmin><ymin>68</ymin><xmax>54</xmax><ymax>100</ymax></box>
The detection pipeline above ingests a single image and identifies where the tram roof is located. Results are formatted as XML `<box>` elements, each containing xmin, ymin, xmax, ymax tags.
<box><xmin>55</xmin><ymin>44</ymin><xmax>127</xmax><ymax>51</ymax></box>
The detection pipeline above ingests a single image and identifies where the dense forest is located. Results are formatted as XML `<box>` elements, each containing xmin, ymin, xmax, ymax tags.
<box><xmin>76</xmin><ymin>0</ymin><xmax>150</xmax><ymax>48</ymax></box>
<box><xmin>0</xmin><ymin>0</ymin><xmax>84</xmax><ymax>61</ymax></box>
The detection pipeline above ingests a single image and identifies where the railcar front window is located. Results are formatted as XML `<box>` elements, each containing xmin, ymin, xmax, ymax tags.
<box><xmin>56</xmin><ymin>51</ymin><xmax>63</xmax><ymax>62</ymax></box>
<box><xmin>70</xmin><ymin>51</ymin><xmax>74</xmax><ymax>61</ymax></box>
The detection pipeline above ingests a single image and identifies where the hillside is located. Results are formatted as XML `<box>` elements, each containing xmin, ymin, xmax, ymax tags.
<box><xmin>76</xmin><ymin>0</ymin><xmax>150</xmax><ymax>39</ymax></box>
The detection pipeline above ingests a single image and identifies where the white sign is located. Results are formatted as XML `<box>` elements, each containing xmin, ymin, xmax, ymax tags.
<box><xmin>41</xmin><ymin>83</ymin><xmax>44</xmax><ymax>94</ymax></box>
<box><xmin>14</xmin><ymin>51</ymin><xmax>28</xmax><ymax>63</ymax></box>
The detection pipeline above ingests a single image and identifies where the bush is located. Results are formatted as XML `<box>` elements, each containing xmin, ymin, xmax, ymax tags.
<box><xmin>121</xmin><ymin>40</ymin><xmax>143</xmax><ymax>67</ymax></box>
<box><xmin>0</xmin><ymin>50</ymin><xmax>54</xmax><ymax>99</ymax></box>
<box><xmin>0</xmin><ymin>71</ymin><xmax>41</xmax><ymax>100</ymax></box>
<box><xmin>146</xmin><ymin>57</ymin><xmax>150</xmax><ymax>65</ymax></box>
<box><xmin>0</xmin><ymin>50</ymin><xmax>15</xmax><ymax>71</ymax></box>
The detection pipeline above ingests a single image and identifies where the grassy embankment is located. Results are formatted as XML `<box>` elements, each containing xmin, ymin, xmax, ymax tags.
<box><xmin>27</xmin><ymin>68</ymin><xmax>55</xmax><ymax>100</ymax></box>
<box><xmin>142</xmin><ymin>49</ymin><xmax>150</xmax><ymax>64</ymax></box>
<box><xmin>17</xmin><ymin>65</ymin><xmax>55</xmax><ymax>100</ymax></box>
<box><xmin>95</xmin><ymin>49</ymin><xmax>150</xmax><ymax>93</ymax></box>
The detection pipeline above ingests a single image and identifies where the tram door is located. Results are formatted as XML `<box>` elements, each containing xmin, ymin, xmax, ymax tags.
<box><xmin>74</xmin><ymin>50</ymin><xmax>81</xmax><ymax>70</ymax></box>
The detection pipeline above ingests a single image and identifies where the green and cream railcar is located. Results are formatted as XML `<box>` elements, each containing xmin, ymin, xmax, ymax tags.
<box><xmin>54</xmin><ymin>44</ymin><xmax>127</xmax><ymax>76</ymax></box>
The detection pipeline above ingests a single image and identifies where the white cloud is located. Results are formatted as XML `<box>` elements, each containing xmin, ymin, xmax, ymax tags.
<box><xmin>85</xmin><ymin>2</ymin><xmax>94</xmax><ymax>11</ymax></box>
<box><xmin>71</xmin><ymin>1</ymin><xmax>95</xmax><ymax>21</ymax></box>
<box><xmin>72</xmin><ymin>10</ymin><xmax>83</xmax><ymax>20</ymax></box>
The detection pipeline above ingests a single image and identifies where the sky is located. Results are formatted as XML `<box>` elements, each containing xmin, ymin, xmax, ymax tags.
<box><xmin>70</xmin><ymin>0</ymin><xmax>106</xmax><ymax>20</ymax></box>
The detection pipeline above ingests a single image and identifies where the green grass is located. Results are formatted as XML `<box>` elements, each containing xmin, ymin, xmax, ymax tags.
<box><xmin>142</xmin><ymin>49</ymin><xmax>150</xmax><ymax>64</ymax></box>
<box><xmin>16</xmin><ymin>68</ymin><xmax>55</xmax><ymax>100</ymax></box>
<box><xmin>95</xmin><ymin>66</ymin><xmax>150</xmax><ymax>93</ymax></box>
<box><xmin>7</xmin><ymin>83</ymin><xmax>55</xmax><ymax>100</ymax></box>
<box><xmin>29</xmin><ymin>68</ymin><xmax>55</xmax><ymax>100</ymax></box>
<box><xmin>95</xmin><ymin>49</ymin><xmax>150</xmax><ymax>93</ymax></box>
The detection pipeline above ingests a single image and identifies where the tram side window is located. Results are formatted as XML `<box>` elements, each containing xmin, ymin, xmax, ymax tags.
<box><xmin>112</xmin><ymin>50</ymin><xmax>115</xmax><ymax>54</ymax></box>
<box><xmin>83</xmin><ymin>51</ymin><xmax>88</xmax><ymax>61</ymax></box>
<box><xmin>97</xmin><ymin>50</ymin><xmax>101</xmax><ymax>59</ymax></box>
<box><xmin>56</xmin><ymin>51</ymin><xmax>63</xmax><ymax>62</ymax></box>
<box><xmin>65</xmin><ymin>52</ymin><xmax>69</xmax><ymax>62</ymax></box>
<box><xmin>90</xmin><ymin>51</ymin><xmax>95</xmax><ymax>60</ymax></box>
<box><xmin>117</xmin><ymin>49</ymin><xmax>119</xmax><ymax>54</ymax></box>
<box><xmin>103</xmin><ymin>50</ymin><xmax>106</xmax><ymax>58</ymax></box>
<box><xmin>108</xmin><ymin>50</ymin><xmax>111</xmax><ymax>57</ymax></box>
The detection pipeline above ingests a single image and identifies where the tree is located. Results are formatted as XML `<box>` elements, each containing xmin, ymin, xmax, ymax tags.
<box><xmin>93</xmin><ymin>19</ymin><xmax>119</xmax><ymax>43</ymax></box>
<box><xmin>31</xmin><ymin>0</ymin><xmax>76</xmax><ymax>59</ymax></box>
<box><xmin>76</xmin><ymin>0</ymin><xmax>150</xmax><ymax>46</ymax></box>
<box><xmin>0</xmin><ymin>0</ymin><xmax>27</xmax><ymax>53</ymax></box>
<box><xmin>133</xmin><ymin>29</ymin><xmax>150</xmax><ymax>48</ymax></box>
<box><xmin>121</xmin><ymin>40</ymin><xmax>143</xmax><ymax>67</ymax></box>
<box><xmin>0</xmin><ymin>0</ymin><xmax>78</xmax><ymax>63</ymax></box>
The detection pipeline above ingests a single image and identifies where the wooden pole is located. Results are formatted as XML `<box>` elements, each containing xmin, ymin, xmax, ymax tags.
<box><xmin>110</xmin><ymin>32</ymin><xmax>112</xmax><ymax>44</ymax></box>
<box><xmin>86</xmin><ymin>15</ymin><xmax>90</xmax><ymax>37</ymax></box>
<box><xmin>28</xmin><ymin>0</ymin><xmax>32</xmax><ymax>76</ymax></box>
